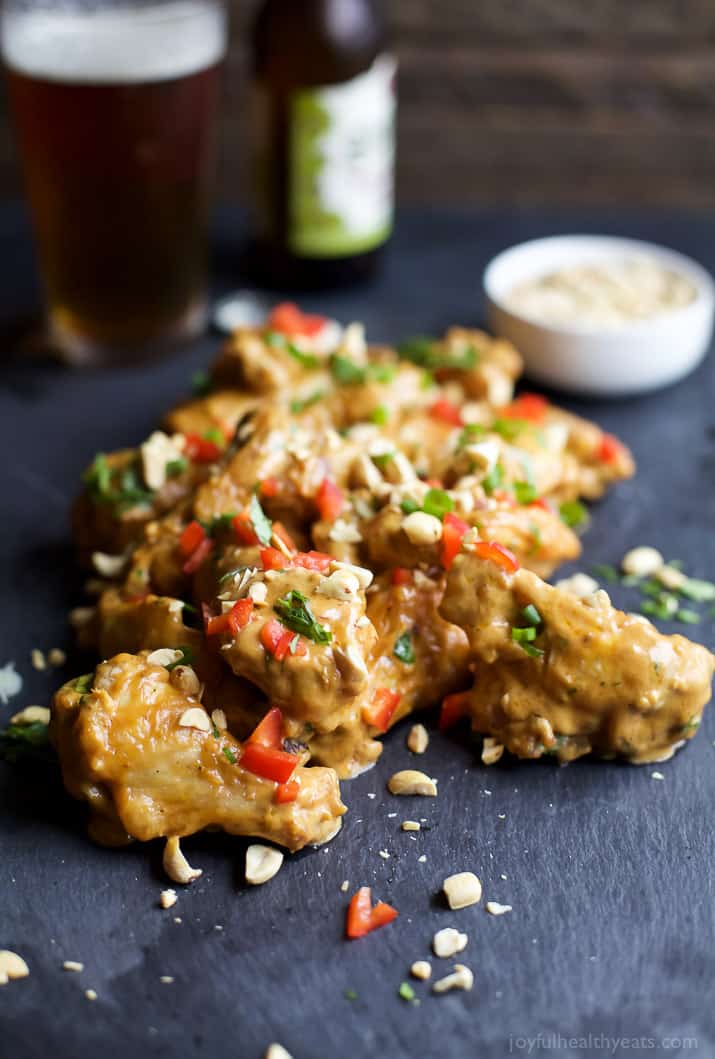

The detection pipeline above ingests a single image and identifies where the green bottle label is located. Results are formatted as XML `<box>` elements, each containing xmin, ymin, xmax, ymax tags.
<box><xmin>289</xmin><ymin>54</ymin><xmax>396</xmax><ymax>258</ymax></box>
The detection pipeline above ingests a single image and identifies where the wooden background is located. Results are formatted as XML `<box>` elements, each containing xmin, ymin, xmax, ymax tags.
<box><xmin>3</xmin><ymin>0</ymin><xmax>715</xmax><ymax>207</ymax></box>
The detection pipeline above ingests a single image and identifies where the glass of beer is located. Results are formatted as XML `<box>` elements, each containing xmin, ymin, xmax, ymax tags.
<box><xmin>1</xmin><ymin>0</ymin><xmax>227</xmax><ymax>365</ymax></box>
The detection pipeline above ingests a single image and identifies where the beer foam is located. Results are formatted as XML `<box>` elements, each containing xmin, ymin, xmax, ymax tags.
<box><xmin>1</xmin><ymin>1</ymin><xmax>226</xmax><ymax>84</ymax></box>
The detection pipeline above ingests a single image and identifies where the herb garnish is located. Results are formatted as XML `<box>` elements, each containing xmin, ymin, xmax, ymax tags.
<box><xmin>422</xmin><ymin>488</ymin><xmax>454</xmax><ymax>520</ymax></box>
<box><xmin>511</xmin><ymin>604</ymin><xmax>545</xmax><ymax>658</ymax></box>
<box><xmin>393</xmin><ymin>631</ymin><xmax>416</xmax><ymax>665</ymax></box>
<box><xmin>265</xmin><ymin>330</ymin><xmax>319</xmax><ymax>369</ymax></box>
<box><xmin>0</xmin><ymin>721</ymin><xmax>51</xmax><ymax>764</ymax></box>
<box><xmin>370</xmin><ymin>405</ymin><xmax>389</xmax><ymax>426</ymax></box>
<box><xmin>397</xmin><ymin>336</ymin><xmax>479</xmax><ymax>372</ymax></box>
<box><xmin>249</xmin><ymin>493</ymin><xmax>273</xmax><ymax>547</ymax></box>
<box><xmin>84</xmin><ymin>454</ymin><xmax>154</xmax><ymax>511</ymax></box>
<box><xmin>398</xmin><ymin>982</ymin><xmax>418</xmax><ymax>1003</ymax></box>
<box><xmin>222</xmin><ymin>746</ymin><xmax>237</xmax><ymax>765</ymax></box>
<box><xmin>165</xmin><ymin>646</ymin><xmax>194</xmax><ymax>671</ymax></box>
<box><xmin>273</xmin><ymin>591</ymin><xmax>332</xmax><ymax>644</ymax></box>
<box><xmin>559</xmin><ymin>500</ymin><xmax>588</xmax><ymax>529</ymax></box>
<box><xmin>482</xmin><ymin>462</ymin><xmax>504</xmax><ymax>496</ymax></box>
<box><xmin>513</xmin><ymin>480</ymin><xmax>538</xmax><ymax>505</ymax></box>
<box><xmin>72</xmin><ymin>673</ymin><xmax>94</xmax><ymax>694</ymax></box>
<box><xmin>166</xmin><ymin>457</ymin><xmax>188</xmax><ymax>478</ymax></box>
<box><xmin>191</xmin><ymin>370</ymin><xmax>212</xmax><ymax>396</ymax></box>
<box><xmin>290</xmin><ymin>390</ymin><xmax>325</xmax><ymax>414</ymax></box>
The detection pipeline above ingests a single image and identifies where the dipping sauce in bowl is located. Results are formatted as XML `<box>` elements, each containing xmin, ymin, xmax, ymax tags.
<box><xmin>505</xmin><ymin>257</ymin><xmax>697</xmax><ymax>329</ymax></box>
<box><xmin>484</xmin><ymin>236</ymin><xmax>715</xmax><ymax>396</ymax></box>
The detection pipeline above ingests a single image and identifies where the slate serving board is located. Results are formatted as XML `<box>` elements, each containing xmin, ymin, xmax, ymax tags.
<box><xmin>1</xmin><ymin>206</ymin><xmax>713</xmax><ymax>1059</ymax></box>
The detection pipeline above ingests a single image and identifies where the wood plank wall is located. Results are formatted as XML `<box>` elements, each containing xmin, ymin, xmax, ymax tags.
<box><xmin>1</xmin><ymin>0</ymin><xmax>715</xmax><ymax>207</ymax></box>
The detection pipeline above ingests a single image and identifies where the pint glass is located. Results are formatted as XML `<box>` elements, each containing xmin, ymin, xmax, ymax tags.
<box><xmin>1</xmin><ymin>0</ymin><xmax>227</xmax><ymax>364</ymax></box>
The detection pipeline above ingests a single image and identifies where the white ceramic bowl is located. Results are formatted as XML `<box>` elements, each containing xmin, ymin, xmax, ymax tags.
<box><xmin>484</xmin><ymin>235</ymin><xmax>715</xmax><ymax>396</ymax></box>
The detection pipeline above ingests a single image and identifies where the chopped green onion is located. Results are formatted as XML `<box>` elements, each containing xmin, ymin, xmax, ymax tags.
<box><xmin>422</xmin><ymin>488</ymin><xmax>454</xmax><ymax>520</ymax></box>
<box><xmin>513</xmin><ymin>480</ymin><xmax>538</xmax><ymax>505</ymax></box>
<box><xmin>393</xmin><ymin>631</ymin><xmax>415</xmax><ymax>665</ymax></box>
<box><xmin>264</xmin><ymin>330</ymin><xmax>285</xmax><ymax>348</ymax></box>
<box><xmin>72</xmin><ymin>673</ymin><xmax>94</xmax><ymax>694</ymax></box>
<box><xmin>491</xmin><ymin>417</ymin><xmax>529</xmax><ymax>441</ymax></box>
<box><xmin>511</xmin><ymin>626</ymin><xmax>537</xmax><ymax>643</ymax></box>
<box><xmin>370</xmin><ymin>405</ymin><xmax>389</xmax><ymax>426</ymax></box>
<box><xmin>286</xmin><ymin>342</ymin><xmax>319</xmax><ymax>370</ymax></box>
<box><xmin>191</xmin><ymin>370</ymin><xmax>212</xmax><ymax>396</ymax></box>
<box><xmin>274</xmin><ymin>590</ymin><xmax>332</xmax><ymax>644</ymax></box>
<box><xmin>521</xmin><ymin>604</ymin><xmax>542</xmax><ymax>627</ymax></box>
<box><xmin>344</xmin><ymin>989</ymin><xmax>358</xmax><ymax>1001</ymax></box>
<box><xmin>165</xmin><ymin>646</ymin><xmax>194</xmax><ymax>672</ymax></box>
<box><xmin>371</xmin><ymin>451</ymin><xmax>394</xmax><ymax>470</ymax></box>
<box><xmin>679</xmin><ymin>578</ymin><xmax>715</xmax><ymax>603</ymax></box>
<box><xmin>482</xmin><ymin>462</ymin><xmax>504</xmax><ymax>496</ymax></box>
<box><xmin>203</xmin><ymin>427</ymin><xmax>224</xmax><ymax>446</ymax></box>
<box><xmin>676</xmin><ymin>608</ymin><xmax>700</xmax><ymax>624</ymax></box>
<box><xmin>592</xmin><ymin>564</ymin><xmax>619</xmax><ymax>584</ymax></box>
<box><xmin>400</xmin><ymin>498</ymin><xmax>420</xmax><ymax>515</ymax></box>
<box><xmin>518</xmin><ymin>641</ymin><xmax>544</xmax><ymax>658</ymax></box>
<box><xmin>290</xmin><ymin>390</ymin><xmax>325</xmax><ymax>414</ymax></box>
<box><xmin>398</xmin><ymin>982</ymin><xmax>417</xmax><ymax>1002</ymax></box>
<box><xmin>0</xmin><ymin>721</ymin><xmax>52</xmax><ymax>764</ymax></box>
<box><xmin>559</xmin><ymin>500</ymin><xmax>588</xmax><ymax>529</ymax></box>
<box><xmin>457</xmin><ymin>423</ymin><xmax>486</xmax><ymax>449</ymax></box>
<box><xmin>166</xmin><ymin>457</ymin><xmax>188</xmax><ymax>478</ymax></box>
<box><xmin>222</xmin><ymin>746</ymin><xmax>237</xmax><ymax>764</ymax></box>
<box><xmin>397</xmin><ymin>337</ymin><xmax>479</xmax><ymax>372</ymax></box>
<box><xmin>330</xmin><ymin>354</ymin><xmax>366</xmax><ymax>385</ymax></box>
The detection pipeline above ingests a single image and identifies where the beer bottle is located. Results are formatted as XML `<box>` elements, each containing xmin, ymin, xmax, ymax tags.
<box><xmin>251</xmin><ymin>0</ymin><xmax>395</xmax><ymax>288</ymax></box>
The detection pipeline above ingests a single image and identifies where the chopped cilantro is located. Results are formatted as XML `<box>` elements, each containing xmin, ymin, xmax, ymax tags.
<box><xmin>370</xmin><ymin>405</ymin><xmax>389</xmax><ymax>426</ymax></box>
<box><xmin>84</xmin><ymin>454</ymin><xmax>154</xmax><ymax>511</ymax></box>
<box><xmin>290</xmin><ymin>390</ymin><xmax>325</xmax><ymax>414</ymax></box>
<box><xmin>559</xmin><ymin>500</ymin><xmax>588</xmax><ymax>529</ymax></box>
<box><xmin>222</xmin><ymin>746</ymin><xmax>237</xmax><ymax>764</ymax></box>
<box><xmin>205</xmin><ymin>512</ymin><xmax>238</xmax><ymax>536</ymax></box>
<box><xmin>274</xmin><ymin>590</ymin><xmax>332</xmax><ymax>644</ymax></box>
<box><xmin>191</xmin><ymin>370</ymin><xmax>212</xmax><ymax>396</ymax></box>
<box><xmin>393</xmin><ymin>631</ymin><xmax>415</xmax><ymax>665</ymax></box>
<box><xmin>482</xmin><ymin>462</ymin><xmax>504</xmax><ymax>496</ymax></box>
<box><xmin>422</xmin><ymin>488</ymin><xmax>454</xmax><ymax>520</ymax></box>
<box><xmin>0</xmin><ymin>721</ymin><xmax>51</xmax><ymax>764</ymax></box>
<box><xmin>249</xmin><ymin>493</ymin><xmax>273</xmax><ymax>547</ymax></box>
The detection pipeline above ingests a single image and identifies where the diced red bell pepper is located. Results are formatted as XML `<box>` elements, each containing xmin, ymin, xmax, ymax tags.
<box><xmin>473</xmin><ymin>539</ymin><xmax>520</xmax><ymax>573</ymax></box>
<box><xmin>441</xmin><ymin>511</ymin><xmax>470</xmax><ymax>570</ymax></box>
<box><xmin>274</xmin><ymin>779</ymin><xmax>300</xmax><ymax>804</ymax></box>
<box><xmin>597</xmin><ymin>433</ymin><xmax>625</xmax><ymax>464</ymax></box>
<box><xmin>346</xmin><ymin>886</ymin><xmax>399</xmax><ymax>939</ymax></box>
<box><xmin>179</xmin><ymin>519</ymin><xmax>206</xmax><ymax>558</ymax></box>
<box><xmin>261</xmin><ymin>546</ymin><xmax>289</xmax><ymax>571</ymax></box>
<box><xmin>205</xmin><ymin>609</ymin><xmax>230</xmax><ymax>636</ymax></box>
<box><xmin>291</xmin><ymin>550</ymin><xmax>333</xmax><ymax>573</ymax></box>
<box><xmin>241</xmin><ymin>741</ymin><xmax>299</xmax><ymax>784</ymax></box>
<box><xmin>528</xmin><ymin>497</ymin><xmax>551</xmax><ymax>512</ymax></box>
<box><xmin>272</xmin><ymin>521</ymin><xmax>296</xmax><ymax>554</ymax></box>
<box><xmin>430</xmin><ymin>398</ymin><xmax>464</xmax><ymax>427</ymax></box>
<box><xmin>492</xmin><ymin>488</ymin><xmax>517</xmax><ymax>508</ymax></box>
<box><xmin>260</xmin><ymin>618</ymin><xmax>307</xmax><ymax>662</ymax></box>
<box><xmin>184</xmin><ymin>432</ymin><xmax>222</xmax><ymax>463</ymax></box>
<box><xmin>227</xmin><ymin>598</ymin><xmax>253</xmax><ymax>636</ymax></box>
<box><xmin>440</xmin><ymin>691</ymin><xmax>471</xmax><ymax>730</ymax></box>
<box><xmin>182</xmin><ymin>536</ymin><xmax>213</xmax><ymax>575</ymax></box>
<box><xmin>424</xmin><ymin>477</ymin><xmax>444</xmax><ymax>489</ymax></box>
<box><xmin>247</xmin><ymin>706</ymin><xmax>284</xmax><ymax>748</ymax></box>
<box><xmin>259</xmin><ymin>476</ymin><xmax>280</xmax><ymax>498</ymax></box>
<box><xmin>267</xmin><ymin>301</ymin><xmax>327</xmax><ymax>338</ymax></box>
<box><xmin>316</xmin><ymin>477</ymin><xmax>344</xmax><ymax>522</ymax></box>
<box><xmin>502</xmin><ymin>393</ymin><xmax>548</xmax><ymax>423</ymax></box>
<box><xmin>391</xmin><ymin>567</ymin><xmax>412</xmax><ymax>586</ymax></box>
<box><xmin>233</xmin><ymin>510</ymin><xmax>259</xmax><ymax>546</ymax></box>
<box><xmin>362</xmin><ymin>688</ymin><xmax>401</xmax><ymax>734</ymax></box>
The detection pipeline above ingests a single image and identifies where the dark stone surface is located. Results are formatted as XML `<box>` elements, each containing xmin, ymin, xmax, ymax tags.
<box><xmin>0</xmin><ymin>206</ymin><xmax>713</xmax><ymax>1059</ymax></box>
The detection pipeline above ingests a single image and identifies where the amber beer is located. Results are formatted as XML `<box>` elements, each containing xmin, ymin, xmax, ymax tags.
<box><xmin>1</xmin><ymin>1</ymin><xmax>226</xmax><ymax>363</ymax></box>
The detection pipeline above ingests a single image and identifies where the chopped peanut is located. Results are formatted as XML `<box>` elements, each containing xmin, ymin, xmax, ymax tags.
<box><xmin>410</xmin><ymin>960</ymin><xmax>432</xmax><ymax>981</ymax></box>
<box><xmin>433</xmin><ymin>927</ymin><xmax>468</xmax><ymax>958</ymax></box>
<box><xmin>432</xmin><ymin>963</ymin><xmax>473</xmax><ymax>994</ymax></box>
<box><xmin>163</xmin><ymin>837</ymin><xmax>202</xmax><ymax>885</ymax></box>
<box><xmin>407</xmin><ymin>723</ymin><xmax>429</xmax><ymax>754</ymax></box>
<box><xmin>245</xmin><ymin>844</ymin><xmax>284</xmax><ymax>885</ymax></box>
<box><xmin>388</xmin><ymin>770</ymin><xmax>438</xmax><ymax>797</ymax></box>
<box><xmin>443</xmin><ymin>871</ymin><xmax>482</xmax><ymax>910</ymax></box>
